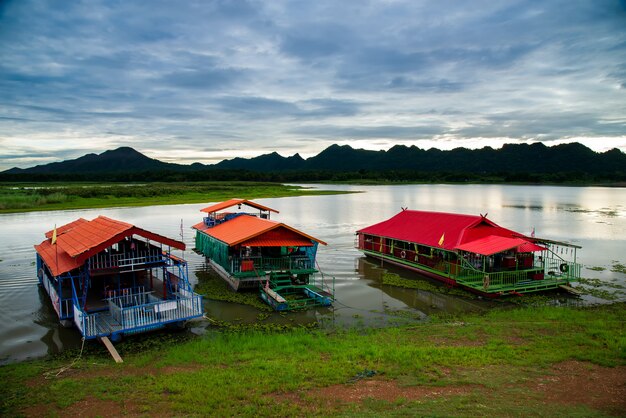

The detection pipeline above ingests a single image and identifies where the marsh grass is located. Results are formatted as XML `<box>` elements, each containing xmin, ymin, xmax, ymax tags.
<box><xmin>0</xmin><ymin>182</ymin><xmax>349</xmax><ymax>213</ymax></box>
<box><xmin>1</xmin><ymin>303</ymin><xmax>624</xmax><ymax>416</ymax></box>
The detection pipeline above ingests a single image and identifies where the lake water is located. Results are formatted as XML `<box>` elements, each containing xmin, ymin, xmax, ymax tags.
<box><xmin>1</xmin><ymin>184</ymin><xmax>625</xmax><ymax>364</ymax></box>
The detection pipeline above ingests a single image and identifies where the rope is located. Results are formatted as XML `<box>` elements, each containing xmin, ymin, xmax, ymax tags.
<box><xmin>44</xmin><ymin>337</ymin><xmax>86</xmax><ymax>379</ymax></box>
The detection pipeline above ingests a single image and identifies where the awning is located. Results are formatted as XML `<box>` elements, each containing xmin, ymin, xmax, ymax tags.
<box><xmin>517</xmin><ymin>241</ymin><xmax>547</xmax><ymax>253</ymax></box>
<box><xmin>240</xmin><ymin>237</ymin><xmax>315</xmax><ymax>247</ymax></box>
<box><xmin>455</xmin><ymin>235</ymin><xmax>544</xmax><ymax>256</ymax></box>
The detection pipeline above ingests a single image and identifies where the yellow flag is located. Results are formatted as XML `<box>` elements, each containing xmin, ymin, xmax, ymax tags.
<box><xmin>438</xmin><ymin>232</ymin><xmax>445</xmax><ymax>247</ymax></box>
<box><xmin>51</xmin><ymin>225</ymin><xmax>57</xmax><ymax>245</ymax></box>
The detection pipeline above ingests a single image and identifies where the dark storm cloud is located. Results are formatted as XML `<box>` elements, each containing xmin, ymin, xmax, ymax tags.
<box><xmin>0</xmin><ymin>0</ymin><xmax>625</xmax><ymax>169</ymax></box>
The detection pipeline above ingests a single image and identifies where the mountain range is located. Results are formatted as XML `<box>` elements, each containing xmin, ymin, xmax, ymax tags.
<box><xmin>2</xmin><ymin>143</ymin><xmax>625</xmax><ymax>178</ymax></box>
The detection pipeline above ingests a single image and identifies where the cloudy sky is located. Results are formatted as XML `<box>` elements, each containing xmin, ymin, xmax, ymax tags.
<box><xmin>1</xmin><ymin>0</ymin><xmax>625</xmax><ymax>170</ymax></box>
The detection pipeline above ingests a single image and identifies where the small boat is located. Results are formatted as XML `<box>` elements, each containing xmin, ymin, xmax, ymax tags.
<box><xmin>356</xmin><ymin>209</ymin><xmax>581</xmax><ymax>296</ymax></box>
<box><xmin>35</xmin><ymin>216</ymin><xmax>203</xmax><ymax>341</ymax></box>
<box><xmin>192</xmin><ymin>199</ymin><xmax>334</xmax><ymax>310</ymax></box>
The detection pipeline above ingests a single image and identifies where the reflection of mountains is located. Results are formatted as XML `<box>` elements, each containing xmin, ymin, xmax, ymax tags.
<box><xmin>355</xmin><ymin>257</ymin><xmax>490</xmax><ymax>315</ymax></box>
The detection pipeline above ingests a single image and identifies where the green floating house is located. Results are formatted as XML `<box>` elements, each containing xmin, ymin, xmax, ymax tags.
<box><xmin>193</xmin><ymin>199</ymin><xmax>334</xmax><ymax>310</ymax></box>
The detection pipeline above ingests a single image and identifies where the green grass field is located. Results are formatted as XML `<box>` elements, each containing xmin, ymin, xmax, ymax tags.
<box><xmin>1</xmin><ymin>303</ymin><xmax>624</xmax><ymax>416</ymax></box>
<box><xmin>0</xmin><ymin>182</ymin><xmax>351</xmax><ymax>213</ymax></box>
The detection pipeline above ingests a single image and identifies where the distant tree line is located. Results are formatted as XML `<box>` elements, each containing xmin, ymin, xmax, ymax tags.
<box><xmin>1</xmin><ymin>168</ymin><xmax>623</xmax><ymax>184</ymax></box>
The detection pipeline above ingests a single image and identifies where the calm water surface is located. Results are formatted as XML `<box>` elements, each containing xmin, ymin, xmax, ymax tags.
<box><xmin>1</xmin><ymin>184</ymin><xmax>625</xmax><ymax>364</ymax></box>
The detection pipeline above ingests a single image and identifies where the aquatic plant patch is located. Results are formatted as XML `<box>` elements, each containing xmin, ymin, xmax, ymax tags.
<box><xmin>194</xmin><ymin>269</ymin><xmax>272</xmax><ymax>311</ymax></box>
<box><xmin>576</xmin><ymin>277</ymin><xmax>626</xmax><ymax>301</ymax></box>
<box><xmin>611</xmin><ymin>262</ymin><xmax>626</xmax><ymax>274</ymax></box>
<box><xmin>381</xmin><ymin>272</ymin><xmax>476</xmax><ymax>299</ymax></box>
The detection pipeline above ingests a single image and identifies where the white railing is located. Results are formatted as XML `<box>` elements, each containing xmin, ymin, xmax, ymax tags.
<box><xmin>89</xmin><ymin>251</ymin><xmax>163</xmax><ymax>270</ymax></box>
<box><xmin>76</xmin><ymin>287</ymin><xmax>202</xmax><ymax>338</ymax></box>
<box><xmin>74</xmin><ymin>302</ymin><xmax>98</xmax><ymax>337</ymax></box>
<box><xmin>115</xmin><ymin>295</ymin><xmax>203</xmax><ymax>330</ymax></box>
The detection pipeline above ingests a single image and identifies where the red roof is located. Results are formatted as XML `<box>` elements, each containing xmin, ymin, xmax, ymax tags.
<box><xmin>455</xmin><ymin>235</ymin><xmax>529</xmax><ymax>256</ymax></box>
<box><xmin>357</xmin><ymin>210</ymin><xmax>520</xmax><ymax>251</ymax></box>
<box><xmin>35</xmin><ymin>216</ymin><xmax>186</xmax><ymax>276</ymax></box>
<box><xmin>200</xmin><ymin>199</ymin><xmax>279</xmax><ymax>214</ymax></box>
<box><xmin>195</xmin><ymin>215</ymin><xmax>326</xmax><ymax>247</ymax></box>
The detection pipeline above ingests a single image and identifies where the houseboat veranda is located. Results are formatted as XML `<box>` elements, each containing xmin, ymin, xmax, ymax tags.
<box><xmin>193</xmin><ymin>199</ymin><xmax>335</xmax><ymax>311</ymax></box>
<box><xmin>35</xmin><ymin>216</ymin><xmax>203</xmax><ymax>341</ymax></box>
<box><xmin>356</xmin><ymin>209</ymin><xmax>582</xmax><ymax>297</ymax></box>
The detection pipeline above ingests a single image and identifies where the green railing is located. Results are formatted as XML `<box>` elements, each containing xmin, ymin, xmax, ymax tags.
<box><xmin>363</xmin><ymin>247</ymin><xmax>581</xmax><ymax>294</ymax></box>
<box><xmin>261</xmin><ymin>275</ymin><xmax>335</xmax><ymax>311</ymax></box>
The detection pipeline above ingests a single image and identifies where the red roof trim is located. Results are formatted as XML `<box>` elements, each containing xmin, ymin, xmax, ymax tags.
<box><xmin>240</xmin><ymin>237</ymin><xmax>315</xmax><ymax>247</ymax></box>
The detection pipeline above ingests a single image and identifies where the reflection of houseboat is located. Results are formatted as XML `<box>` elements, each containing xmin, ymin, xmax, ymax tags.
<box><xmin>35</xmin><ymin>216</ymin><xmax>203</xmax><ymax>341</ymax></box>
<box><xmin>193</xmin><ymin>199</ymin><xmax>334</xmax><ymax>310</ymax></box>
<box><xmin>356</xmin><ymin>209</ymin><xmax>581</xmax><ymax>296</ymax></box>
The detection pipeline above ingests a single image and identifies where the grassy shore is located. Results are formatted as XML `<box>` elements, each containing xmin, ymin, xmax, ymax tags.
<box><xmin>0</xmin><ymin>182</ymin><xmax>350</xmax><ymax>213</ymax></box>
<box><xmin>1</xmin><ymin>303</ymin><xmax>624</xmax><ymax>416</ymax></box>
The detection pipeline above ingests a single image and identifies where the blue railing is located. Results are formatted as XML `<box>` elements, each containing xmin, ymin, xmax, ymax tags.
<box><xmin>77</xmin><ymin>289</ymin><xmax>203</xmax><ymax>339</ymax></box>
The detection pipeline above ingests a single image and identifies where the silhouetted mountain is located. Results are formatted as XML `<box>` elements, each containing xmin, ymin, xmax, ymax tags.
<box><xmin>4</xmin><ymin>147</ymin><xmax>184</xmax><ymax>174</ymax></box>
<box><xmin>215</xmin><ymin>152</ymin><xmax>305</xmax><ymax>171</ymax></box>
<box><xmin>2</xmin><ymin>143</ymin><xmax>624</xmax><ymax>182</ymax></box>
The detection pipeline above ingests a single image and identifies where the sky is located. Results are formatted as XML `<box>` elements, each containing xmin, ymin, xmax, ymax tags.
<box><xmin>1</xmin><ymin>0</ymin><xmax>626</xmax><ymax>171</ymax></box>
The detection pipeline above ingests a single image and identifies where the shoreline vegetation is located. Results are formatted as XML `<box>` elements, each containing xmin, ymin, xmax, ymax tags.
<box><xmin>2</xmin><ymin>180</ymin><xmax>624</xmax><ymax>214</ymax></box>
<box><xmin>0</xmin><ymin>182</ymin><xmax>352</xmax><ymax>214</ymax></box>
<box><xmin>1</xmin><ymin>303</ymin><xmax>624</xmax><ymax>416</ymax></box>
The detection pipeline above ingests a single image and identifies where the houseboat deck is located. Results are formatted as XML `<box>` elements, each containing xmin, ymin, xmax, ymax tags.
<box><xmin>357</xmin><ymin>209</ymin><xmax>581</xmax><ymax>296</ymax></box>
<box><xmin>76</xmin><ymin>288</ymin><xmax>203</xmax><ymax>339</ymax></box>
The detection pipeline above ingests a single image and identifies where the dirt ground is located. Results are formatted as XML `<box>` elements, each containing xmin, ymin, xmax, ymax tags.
<box><xmin>22</xmin><ymin>360</ymin><xmax>626</xmax><ymax>417</ymax></box>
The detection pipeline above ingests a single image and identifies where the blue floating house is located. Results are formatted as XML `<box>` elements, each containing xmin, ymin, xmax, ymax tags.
<box><xmin>35</xmin><ymin>216</ymin><xmax>203</xmax><ymax>341</ymax></box>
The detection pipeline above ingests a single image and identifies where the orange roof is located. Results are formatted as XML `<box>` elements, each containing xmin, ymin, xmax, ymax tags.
<box><xmin>198</xmin><ymin>215</ymin><xmax>326</xmax><ymax>246</ymax></box>
<box><xmin>35</xmin><ymin>239</ymin><xmax>81</xmax><ymax>277</ymax></box>
<box><xmin>192</xmin><ymin>221</ymin><xmax>208</xmax><ymax>232</ymax></box>
<box><xmin>56</xmin><ymin>216</ymin><xmax>134</xmax><ymax>258</ymax></box>
<box><xmin>45</xmin><ymin>218</ymin><xmax>88</xmax><ymax>239</ymax></box>
<box><xmin>200</xmin><ymin>198</ymin><xmax>279</xmax><ymax>214</ymax></box>
<box><xmin>35</xmin><ymin>216</ymin><xmax>186</xmax><ymax>276</ymax></box>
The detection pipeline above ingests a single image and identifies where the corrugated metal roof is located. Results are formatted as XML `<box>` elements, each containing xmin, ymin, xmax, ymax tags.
<box><xmin>357</xmin><ymin>210</ymin><xmax>509</xmax><ymax>250</ymax></box>
<box><xmin>57</xmin><ymin>216</ymin><xmax>133</xmax><ymax>258</ymax></box>
<box><xmin>200</xmin><ymin>199</ymin><xmax>279</xmax><ymax>214</ymax></box>
<box><xmin>35</xmin><ymin>240</ymin><xmax>81</xmax><ymax>277</ymax></box>
<box><xmin>45</xmin><ymin>218</ymin><xmax>88</xmax><ymax>239</ymax></box>
<box><xmin>198</xmin><ymin>215</ymin><xmax>326</xmax><ymax>246</ymax></box>
<box><xmin>191</xmin><ymin>221</ymin><xmax>208</xmax><ymax>232</ymax></box>
<box><xmin>517</xmin><ymin>241</ymin><xmax>547</xmax><ymax>253</ymax></box>
<box><xmin>455</xmin><ymin>235</ymin><xmax>528</xmax><ymax>256</ymax></box>
<box><xmin>35</xmin><ymin>216</ymin><xmax>186</xmax><ymax>276</ymax></box>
